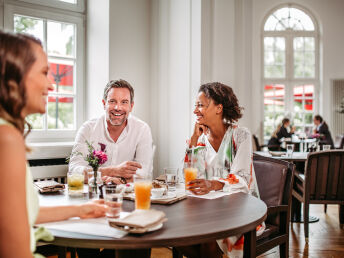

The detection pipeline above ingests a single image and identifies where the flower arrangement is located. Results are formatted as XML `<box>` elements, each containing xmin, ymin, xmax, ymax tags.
<box><xmin>69</xmin><ymin>141</ymin><xmax>108</xmax><ymax>194</ymax></box>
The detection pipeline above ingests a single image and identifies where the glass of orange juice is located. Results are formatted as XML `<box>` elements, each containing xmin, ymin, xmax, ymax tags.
<box><xmin>134</xmin><ymin>175</ymin><xmax>152</xmax><ymax>210</ymax></box>
<box><xmin>184</xmin><ymin>164</ymin><xmax>198</xmax><ymax>188</ymax></box>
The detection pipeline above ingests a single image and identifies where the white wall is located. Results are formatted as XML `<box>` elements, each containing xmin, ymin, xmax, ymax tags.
<box><xmin>86</xmin><ymin>0</ymin><xmax>110</xmax><ymax>119</ymax></box>
<box><xmin>86</xmin><ymin>0</ymin><xmax>151</xmax><ymax>124</ymax></box>
<box><xmin>200</xmin><ymin>0</ymin><xmax>254</xmax><ymax>129</ymax></box>
<box><xmin>108</xmin><ymin>0</ymin><xmax>151</xmax><ymax>124</ymax></box>
<box><xmin>150</xmin><ymin>0</ymin><xmax>201</xmax><ymax>175</ymax></box>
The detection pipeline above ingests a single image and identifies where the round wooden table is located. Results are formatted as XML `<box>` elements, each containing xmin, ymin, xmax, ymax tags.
<box><xmin>39</xmin><ymin>191</ymin><xmax>267</xmax><ymax>256</ymax></box>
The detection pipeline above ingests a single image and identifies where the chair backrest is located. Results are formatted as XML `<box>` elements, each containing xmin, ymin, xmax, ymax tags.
<box><xmin>305</xmin><ymin>150</ymin><xmax>344</xmax><ymax>202</ymax></box>
<box><xmin>29</xmin><ymin>159</ymin><xmax>68</xmax><ymax>183</ymax></box>
<box><xmin>253</xmin><ymin>154</ymin><xmax>294</xmax><ymax>225</ymax></box>
<box><xmin>334</xmin><ymin>135</ymin><xmax>344</xmax><ymax>149</ymax></box>
<box><xmin>252</xmin><ymin>134</ymin><xmax>261</xmax><ymax>151</ymax></box>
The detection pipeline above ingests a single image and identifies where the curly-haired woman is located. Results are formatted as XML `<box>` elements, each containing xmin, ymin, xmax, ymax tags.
<box><xmin>180</xmin><ymin>82</ymin><xmax>263</xmax><ymax>258</ymax></box>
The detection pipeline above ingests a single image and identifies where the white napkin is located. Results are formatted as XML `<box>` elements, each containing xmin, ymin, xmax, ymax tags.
<box><xmin>109</xmin><ymin>209</ymin><xmax>166</xmax><ymax>229</ymax></box>
<box><xmin>187</xmin><ymin>190</ymin><xmax>231</xmax><ymax>199</ymax></box>
<box><xmin>37</xmin><ymin>217</ymin><xmax>128</xmax><ymax>238</ymax></box>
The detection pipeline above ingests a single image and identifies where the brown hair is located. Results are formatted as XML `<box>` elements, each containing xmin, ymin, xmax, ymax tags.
<box><xmin>103</xmin><ymin>79</ymin><xmax>134</xmax><ymax>103</ymax></box>
<box><xmin>314</xmin><ymin>114</ymin><xmax>323</xmax><ymax>123</ymax></box>
<box><xmin>281</xmin><ymin>118</ymin><xmax>290</xmax><ymax>126</ymax></box>
<box><xmin>0</xmin><ymin>30</ymin><xmax>42</xmax><ymax>137</ymax></box>
<box><xmin>199</xmin><ymin>82</ymin><xmax>243</xmax><ymax>124</ymax></box>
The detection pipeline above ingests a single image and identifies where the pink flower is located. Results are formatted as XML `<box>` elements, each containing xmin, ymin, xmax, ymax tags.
<box><xmin>93</xmin><ymin>150</ymin><xmax>108</xmax><ymax>165</ymax></box>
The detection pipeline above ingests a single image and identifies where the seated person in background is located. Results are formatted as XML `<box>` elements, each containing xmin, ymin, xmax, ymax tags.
<box><xmin>268</xmin><ymin>118</ymin><xmax>295</xmax><ymax>151</ymax></box>
<box><xmin>313</xmin><ymin>114</ymin><xmax>334</xmax><ymax>148</ymax></box>
<box><xmin>0</xmin><ymin>31</ymin><xmax>106</xmax><ymax>258</ymax></box>
<box><xmin>69</xmin><ymin>79</ymin><xmax>153</xmax><ymax>184</ymax></box>
<box><xmin>178</xmin><ymin>82</ymin><xmax>264</xmax><ymax>258</ymax></box>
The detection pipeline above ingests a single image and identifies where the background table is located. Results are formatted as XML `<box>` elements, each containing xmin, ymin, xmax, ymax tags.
<box><xmin>254</xmin><ymin>151</ymin><xmax>308</xmax><ymax>162</ymax></box>
<box><xmin>39</xmin><ymin>190</ymin><xmax>267</xmax><ymax>257</ymax></box>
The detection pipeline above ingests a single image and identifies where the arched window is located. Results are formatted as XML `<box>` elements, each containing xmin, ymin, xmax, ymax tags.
<box><xmin>262</xmin><ymin>5</ymin><xmax>319</xmax><ymax>142</ymax></box>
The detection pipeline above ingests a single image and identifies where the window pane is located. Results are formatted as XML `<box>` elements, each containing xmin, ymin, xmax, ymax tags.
<box><xmin>14</xmin><ymin>15</ymin><xmax>44</xmax><ymax>43</ymax></box>
<box><xmin>47</xmin><ymin>96</ymin><xmax>74</xmax><ymax>129</ymax></box>
<box><xmin>264</xmin><ymin>84</ymin><xmax>285</xmax><ymax>141</ymax></box>
<box><xmin>304</xmin><ymin>113</ymin><xmax>313</xmax><ymax>124</ymax></box>
<box><xmin>264</xmin><ymin>7</ymin><xmax>315</xmax><ymax>31</ymax></box>
<box><xmin>48</xmin><ymin>59</ymin><xmax>74</xmax><ymax>94</ymax></box>
<box><xmin>47</xmin><ymin>21</ymin><xmax>75</xmax><ymax>57</ymax></box>
<box><xmin>26</xmin><ymin>114</ymin><xmax>44</xmax><ymax>129</ymax></box>
<box><xmin>264</xmin><ymin>37</ymin><xmax>285</xmax><ymax>78</ymax></box>
<box><xmin>293</xmin><ymin>85</ymin><xmax>314</xmax><ymax>134</ymax></box>
<box><xmin>294</xmin><ymin>37</ymin><xmax>315</xmax><ymax>78</ymax></box>
<box><xmin>264</xmin><ymin>65</ymin><xmax>285</xmax><ymax>78</ymax></box>
<box><xmin>304</xmin><ymin>99</ymin><xmax>313</xmax><ymax>111</ymax></box>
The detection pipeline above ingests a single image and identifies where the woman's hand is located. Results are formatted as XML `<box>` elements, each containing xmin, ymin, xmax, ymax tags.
<box><xmin>187</xmin><ymin>179</ymin><xmax>213</xmax><ymax>195</ymax></box>
<box><xmin>190</xmin><ymin>123</ymin><xmax>208</xmax><ymax>147</ymax></box>
<box><xmin>77</xmin><ymin>201</ymin><xmax>107</xmax><ymax>219</ymax></box>
<box><xmin>187</xmin><ymin>179</ymin><xmax>225</xmax><ymax>195</ymax></box>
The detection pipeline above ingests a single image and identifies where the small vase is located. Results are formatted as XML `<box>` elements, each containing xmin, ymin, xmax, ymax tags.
<box><xmin>88</xmin><ymin>170</ymin><xmax>102</xmax><ymax>197</ymax></box>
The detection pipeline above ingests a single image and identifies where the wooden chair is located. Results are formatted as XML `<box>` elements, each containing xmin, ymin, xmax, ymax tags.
<box><xmin>292</xmin><ymin>150</ymin><xmax>344</xmax><ymax>239</ymax></box>
<box><xmin>29</xmin><ymin>158</ymin><xmax>68</xmax><ymax>183</ymax></box>
<box><xmin>252</xmin><ymin>154</ymin><xmax>294</xmax><ymax>258</ymax></box>
<box><xmin>252</xmin><ymin>134</ymin><xmax>267</xmax><ymax>151</ymax></box>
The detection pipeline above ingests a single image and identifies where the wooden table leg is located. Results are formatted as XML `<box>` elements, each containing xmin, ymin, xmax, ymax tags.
<box><xmin>339</xmin><ymin>204</ymin><xmax>344</xmax><ymax>228</ymax></box>
<box><xmin>243</xmin><ymin>229</ymin><xmax>256</xmax><ymax>258</ymax></box>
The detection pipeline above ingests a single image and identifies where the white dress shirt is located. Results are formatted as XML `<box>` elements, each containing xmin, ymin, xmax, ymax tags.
<box><xmin>69</xmin><ymin>114</ymin><xmax>153</xmax><ymax>178</ymax></box>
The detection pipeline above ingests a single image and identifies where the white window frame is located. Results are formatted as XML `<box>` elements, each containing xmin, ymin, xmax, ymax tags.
<box><xmin>261</xmin><ymin>4</ymin><xmax>320</xmax><ymax>142</ymax></box>
<box><xmin>16</xmin><ymin>0</ymin><xmax>84</xmax><ymax>13</ymax></box>
<box><xmin>3</xmin><ymin>2</ymin><xmax>85</xmax><ymax>142</ymax></box>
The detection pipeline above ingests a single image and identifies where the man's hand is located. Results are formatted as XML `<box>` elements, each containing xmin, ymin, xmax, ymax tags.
<box><xmin>100</xmin><ymin>161</ymin><xmax>142</xmax><ymax>179</ymax></box>
<box><xmin>101</xmin><ymin>176</ymin><xmax>122</xmax><ymax>185</ymax></box>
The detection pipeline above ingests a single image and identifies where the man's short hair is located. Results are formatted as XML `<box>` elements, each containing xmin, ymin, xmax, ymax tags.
<box><xmin>314</xmin><ymin>114</ymin><xmax>323</xmax><ymax>123</ymax></box>
<box><xmin>103</xmin><ymin>79</ymin><xmax>134</xmax><ymax>103</ymax></box>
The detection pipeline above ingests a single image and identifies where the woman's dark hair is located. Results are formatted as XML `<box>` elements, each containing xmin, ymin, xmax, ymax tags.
<box><xmin>0</xmin><ymin>30</ymin><xmax>42</xmax><ymax>137</ymax></box>
<box><xmin>281</xmin><ymin>118</ymin><xmax>290</xmax><ymax>126</ymax></box>
<box><xmin>199</xmin><ymin>82</ymin><xmax>243</xmax><ymax>124</ymax></box>
<box><xmin>314</xmin><ymin>114</ymin><xmax>323</xmax><ymax>123</ymax></box>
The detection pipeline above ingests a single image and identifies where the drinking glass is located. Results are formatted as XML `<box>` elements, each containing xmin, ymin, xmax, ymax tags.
<box><xmin>164</xmin><ymin>167</ymin><xmax>178</xmax><ymax>191</ymax></box>
<box><xmin>323</xmin><ymin>145</ymin><xmax>331</xmax><ymax>151</ymax></box>
<box><xmin>286</xmin><ymin>144</ymin><xmax>294</xmax><ymax>157</ymax></box>
<box><xmin>184</xmin><ymin>162</ymin><xmax>198</xmax><ymax>188</ymax></box>
<box><xmin>134</xmin><ymin>175</ymin><xmax>152</xmax><ymax>210</ymax></box>
<box><xmin>67</xmin><ymin>171</ymin><xmax>84</xmax><ymax>196</ymax></box>
<box><xmin>102</xmin><ymin>185</ymin><xmax>123</xmax><ymax>219</ymax></box>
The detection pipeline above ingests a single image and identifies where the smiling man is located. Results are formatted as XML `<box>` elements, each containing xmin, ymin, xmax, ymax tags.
<box><xmin>69</xmin><ymin>79</ymin><xmax>153</xmax><ymax>183</ymax></box>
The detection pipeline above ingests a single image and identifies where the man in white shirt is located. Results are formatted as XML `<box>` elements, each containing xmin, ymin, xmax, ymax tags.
<box><xmin>69</xmin><ymin>79</ymin><xmax>153</xmax><ymax>184</ymax></box>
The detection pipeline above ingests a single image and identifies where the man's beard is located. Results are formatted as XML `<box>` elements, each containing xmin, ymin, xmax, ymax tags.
<box><xmin>108</xmin><ymin>113</ymin><xmax>127</xmax><ymax>126</ymax></box>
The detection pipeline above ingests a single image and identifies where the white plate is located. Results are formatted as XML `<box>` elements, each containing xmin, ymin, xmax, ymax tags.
<box><xmin>151</xmin><ymin>192</ymin><xmax>176</xmax><ymax>200</ymax></box>
<box><xmin>269</xmin><ymin>151</ymin><xmax>286</xmax><ymax>156</ymax></box>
